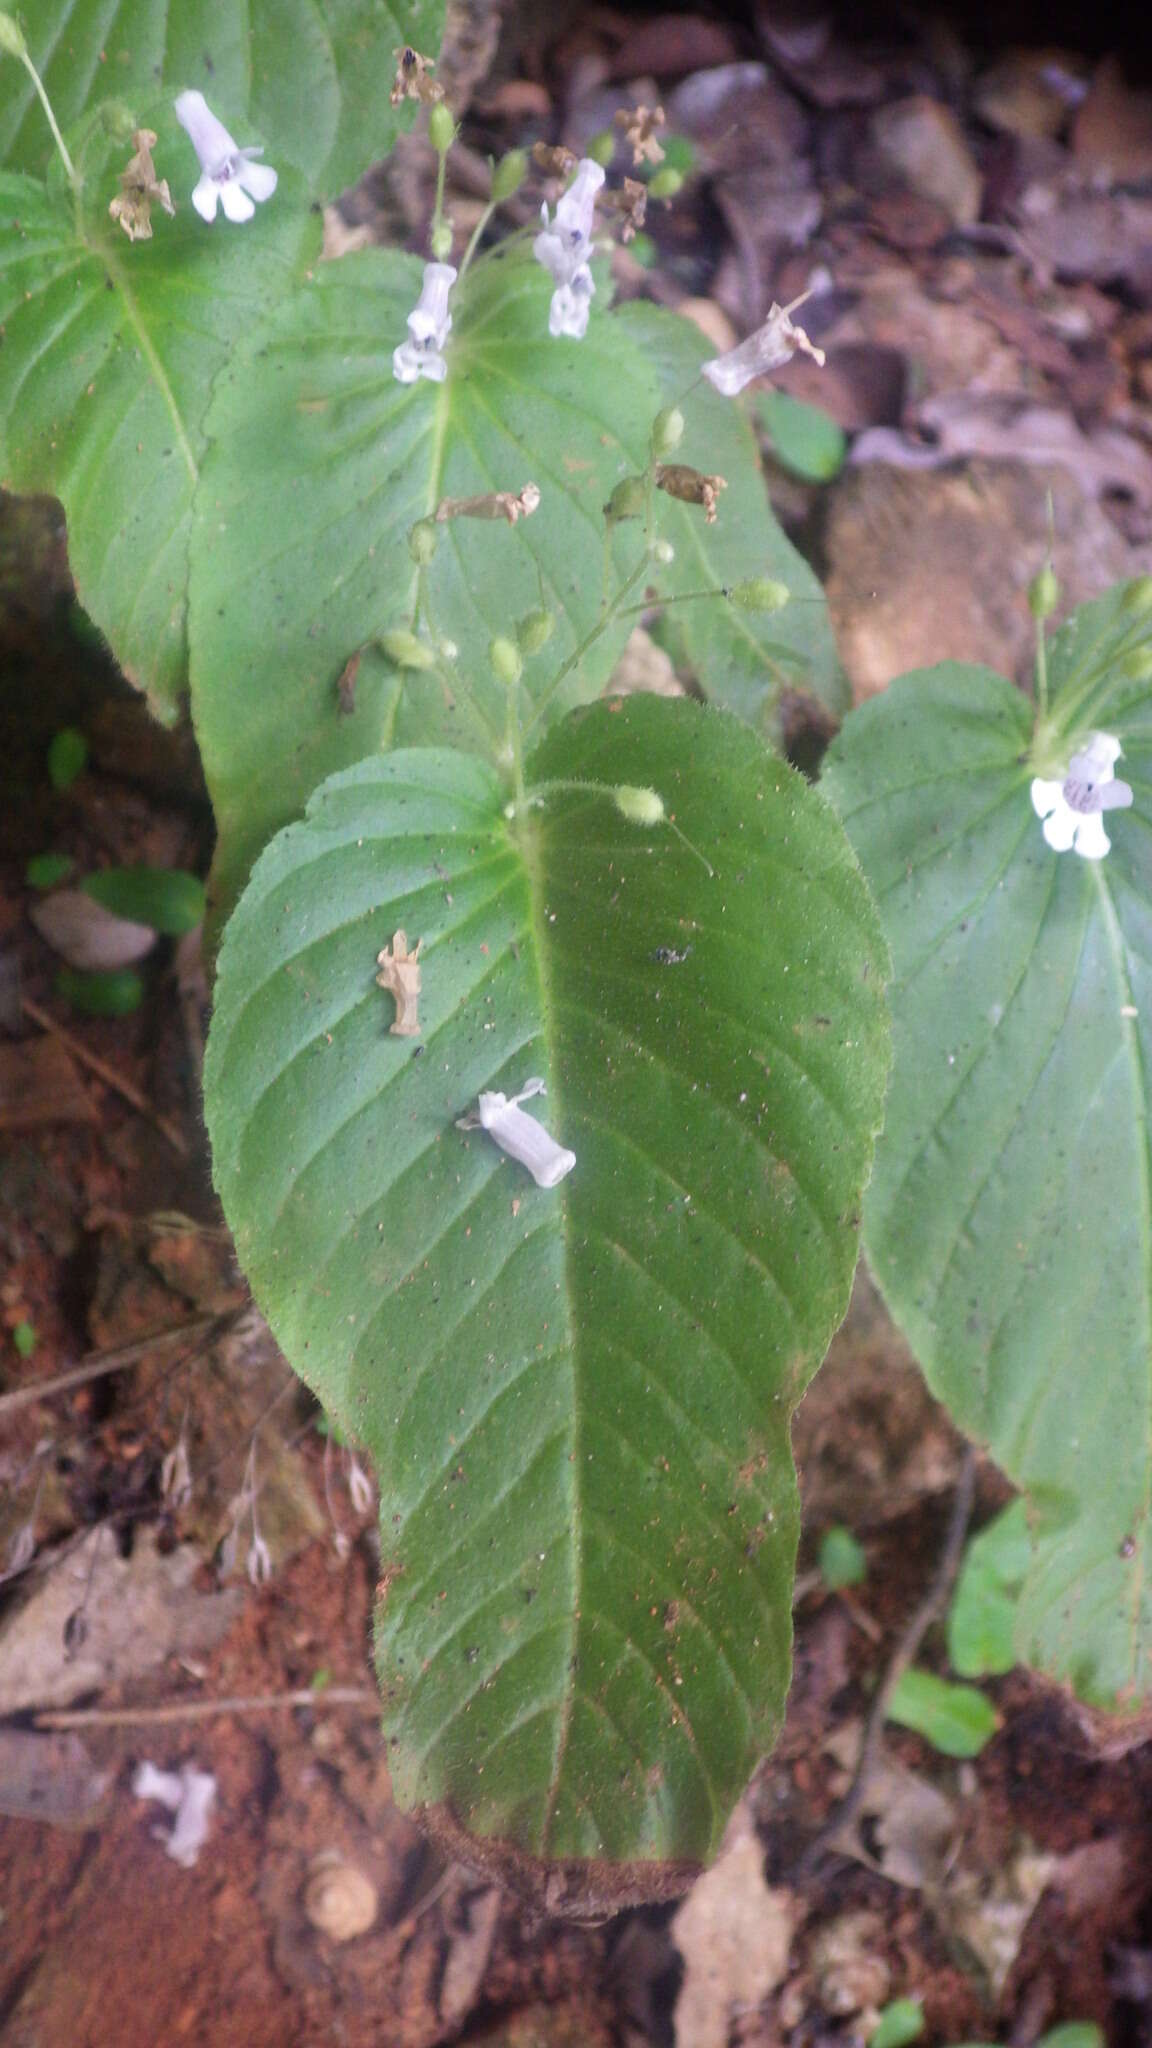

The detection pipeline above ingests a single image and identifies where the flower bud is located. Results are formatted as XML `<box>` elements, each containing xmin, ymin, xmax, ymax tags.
<box><xmin>380</xmin><ymin>630</ymin><xmax>436</xmax><ymax>672</ymax></box>
<box><xmin>517</xmin><ymin>609</ymin><xmax>555</xmax><ymax>656</ymax></box>
<box><xmin>606</xmin><ymin>475</ymin><xmax>647</xmax><ymax>523</ymax></box>
<box><xmin>650</xmin><ymin>538</ymin><xmax>675</xmax><ymax>565</ymax></box>
<box><xmin>489</xmin><ymin>635</ymin><xmax>523</xmax><ymax>687</ymax></box>
<box><xmin>729</xmin><ymin>577</ymin><xmax>789</xmax><ymax>613</ymax></box>
<box><xmin>429</xmin><ymin>220</ymin><xmax>453</xmax><ymax>260</ymax></box>
<box><xmin>407</xmin><ymin>518</ymin><xmax>439</xmax><ymax>566</ymax></box>
<box><xmin>1027</xmin><ymin>565</ymin><xmax>1059</xmax><ymax>620</ymax></box>
<box><xmin>428</xmin><ymin>102</ymin><xmax>455</xmax><ymax>153</ymax></box>
<box><xmin>490</xmin><ymin>148</ymin><xmax>527</xmax><ymax>201</ymax></box>
<box><xmin>648</xmin><ymin>167</ymin><xmax>683</xmax><ymax>200</ymax></box>
<box><xmin>1122</xmin><ymin>575</ymin><xmax>1152</xmax><ymax>616</ymax></box>
<box><xmin>650</xmin><ymin>406</ymin><xmax>684</xmax><ymax>457</ymax></box>
<box><xmin>0</xmin><ymin>12</ymin><xmax>27</xmax><ymax>56</ymax></box>
<box><xmin>614</xmin><ymin>785</ymin><xmax>665</xmax><ymax>825</ymax></box>
<box><xmin>587</xmin><ymin>129</ymin><xmax>616</xmax><ymax>168</ymax></box>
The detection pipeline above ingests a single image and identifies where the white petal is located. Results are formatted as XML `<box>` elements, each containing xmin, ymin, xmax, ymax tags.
<box><xmin>701</xmin><ymin>303</ymin><xmax>825</xmax><ymax>398</ymax></box>
<box><xmin>1071</xmin><ymin>731</ymin><xmax>1123</xmax><ymax>782</ymax></box>
<box><xmin>473</xmin><ymin>1080</ymin><xmax>575</xmax><ymax>1188</ymax></box>
<box><xmin>1097</xmin><ymin>778</ymin><xmax>1134</xmax><ymax>812</ymax></box>
<box><xmin>191</xmin><ymin>173</ymin><xmax>220</xmax><ymax>223</ymax></box>
<box><xmin>533</xmin><ymin>227</ymin><xmax>568</xmax><ymax>283</ymax></box>
<box><xmin>548</xmin><ymin>282</ymin><xmax>591</xmax><ymax>340</ymax></box>
<box><xmin>219</xmin><ymin>178</ymin><xmax>256</xmax><ymax>223</ymax></box>
<box><xmin>1072</xmin><ymin>811</ymin><xmax>1111</xmax><ymax>860</ymax></box>
<box><xmin>238</xmin><ymin>158</ymin><xmax>277</xmax><ymax>204</ymax></box>
<box><xmin>1030</xmin><ymin>777</ymin><xmax>1063</xmax><ymax>819</ymax></box>
<box><xmin>1042</xmin><ymin>802</ymin><xmax>1077</xmax><ymax>852</ymax></box>
<box><xmin>174</xmin><ymin>89</ymin><xmax>239</xmax><ymax>170</ymax></box>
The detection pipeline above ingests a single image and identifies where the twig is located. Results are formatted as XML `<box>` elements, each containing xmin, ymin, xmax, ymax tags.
<box><xmin>34</xmin><ymin>1687</ymin><xmax>378</xmax><ymax>1731</ymax></box>
<box><xmin>21</xmin><ymin>995</ymin><xmax>189</xmax><ymax>1154</ymax></box>
<box><xmin>792</xmin><ymin>1447</ymin><xmax>977</xmax><ymax>1881</ymax></box>
<box><xmin>0</xmin><ymin>1312</ymin><xmax>229</xmax><ymax>1420</ymax></box>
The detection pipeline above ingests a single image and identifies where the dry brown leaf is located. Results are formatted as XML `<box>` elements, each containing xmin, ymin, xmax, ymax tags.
<box><xmin>672</xmin><ymin>1809</ymin><xmax>796</xmax><ymax>2048</ymax></box>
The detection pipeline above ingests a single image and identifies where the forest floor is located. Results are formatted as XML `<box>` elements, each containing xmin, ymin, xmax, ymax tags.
<box><xmin>4</xmin><ymin>4</ymin><xmax>1152</xmax><ymax>2044</ymax></box>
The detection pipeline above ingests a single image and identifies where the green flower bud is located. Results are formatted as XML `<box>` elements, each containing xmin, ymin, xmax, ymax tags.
<box><xmin>100</xmin><ymin>98</ymin><xmax>139</xmax><ymax>143</ymax></box>
<box><xmin>0</xmin><ymin>13</ymin><xmax>27</xmax><ymax>57</ymax></box>
<box><xmin>380</xmin><ymin>630</ymin><xmax>436</xmax><ymax>672</ymax></box>
<box><xmin>407</xmin><ymin>518</ymin><xmax>439</xmax><ymax>566</ymax></box>
<box><xmin>650</xmin><ymin>538</ymin><xmax>675</xmax><ymax>565</ymax></box>
<box><xmin>430</xmin><ymin>220</ymin><xmax>453</xmax><ymax>260</ymax></box>
<box><xmin>650</xmin><ymin>406</ymin><xmax>684</xmax><ymax>457</ymax></box>
<box><xmin>1119</xmin><ymin>645</ymin><xmax>1152</xmax><ymax>683</ymax></box>
<box><xmin>489</xmin><ymin>635</ymin><xmax>523</xmax><ymax>687</ymax></box>
<box><xmin>648</xmin><ymin>167</ymin><xmax>683</xmax><ymax>200</ymax></box>
<box><xmin>1122</xmin><ymin>575</ymin><xmax>1152</xmax><ymax>616</ymax></box>
<box><xmin>614</xmin><ymin>784</ymin><xmax>665</xmax><ymax>825</ymax></box>
<box><xmin>428</xmin><ymin>102</ymin><xmax>455</xmax><ymax>153</ymax></box>
<box><xmin>1027</xmin><ymin>564</ymin><xmax>1059</xmax><ymax>620</ymax></box>
<box><xmin>517</xmin><ymin>609</ymin><xmax>555</xmax><ymax>656</ymax></box>
<box><xmin>490</xmin><ymin>148</ymin><xmax>527</xmax><ymax>201</ymax></box>
<box><xmin>587</xmin><ymin>129</ymin><xmax>616</xmax><ymax>168</ymax></box>
<box><xmin>729</xmin><ymin>578</ymin><xmax>790</xmax><ymax>613</ymax></box>
<box><xmin>606</xmin><ymin>475</ymin><xmax>647</xmax><ymax>523</ymax></box>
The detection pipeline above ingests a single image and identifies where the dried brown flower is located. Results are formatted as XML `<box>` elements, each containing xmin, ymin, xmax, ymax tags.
<box><xmin>108</xmin><ymin>129</ymin><xmax>175</xmax><ymax>243</ymax></box>
<box><xmin>655</xmin><ymin>464</ymin><xmax>728</xmax><ymax>524</ymax></box>
<box><xmin>390</xmin><ymin>46</ymin><xmax>444</xmax><ymax>106</ymax></box>
<box><xmin>615</xmin><ymin>104</ymin><xmax>666</xmax><ymax>167</ymax></box>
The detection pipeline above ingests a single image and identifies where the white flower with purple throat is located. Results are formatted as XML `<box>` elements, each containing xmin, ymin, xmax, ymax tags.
<box><xmin>392</xmin><ymin>262</ymin><xmax>457</xmax><ymax>385</ymax></box>
<box><xmin>1030</xmin><ymin>730</ymin><xmax>1133</xmax><ymax>860</ymax></box>
<box><xmin>534</xmin><ymin>157</ymin><xmax>605</xmax><ymax>340</ymax></box>
<box><xmin>174</xmin><ymin>90</ymin><xmax>278</xmax><ymax>223</ymax></box>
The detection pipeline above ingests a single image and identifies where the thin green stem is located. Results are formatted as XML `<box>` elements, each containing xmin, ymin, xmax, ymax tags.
<box><xmin>520</xmin><ymin>776</ymin><xmax>715</xmax><ymax>876</ymax></box>
<box><xmin>524</xmin><ymin>547</ymin><xmax>653</xmax><ymax>738</ymax></box>
<box><xmin>456</xmin><ymin>197</ymin><xmax>498</xmax><ymax>285</ymax></box>
<box><xmin>1034</xmin><ymin>614</ymin><xmax>1049</xmax><ymax>725</ymax></box>
<box><xmin>19</xmin><ymin>46</ymin><xmax>80</xmax><ymax>192</ymax></box>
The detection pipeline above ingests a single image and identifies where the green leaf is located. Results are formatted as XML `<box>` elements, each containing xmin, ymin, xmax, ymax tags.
<box><xmin>12</xmin><ymin>1320</ymin><xmax>37</xmax><ymax>1358</ymax></box>
<box><xmin>47</xmin><ymin>727</ymin><xmax>87</xmax><ymax>790</ymax></box>
<box><xmin>0</xmin><ymin>134</ymin><xmax>317</xmax><ymax>719</ymax></box>
<box><xmin>189</xmin><ymin>249</ymin><xmax>844</xmax><ymax>922</ymax></box>
<box><xmin>0</xmin><ymin>0</ymin><xmax>443</xmax><ymax>196</ymax></box>
<box><xmin>819</xmin><ymin>1524</ymin><xmax>867</xmax><ymax>1589</ymax></box>
<box><xmin>81</xmin><ymin>866</ymin><xmax>205</xmax><ymax>935</ymax></box>
<box><xmin>55</xmin><ymin>965</ymin><xmax>145</xmax><ymax>1015</ymax></box>
<box><xmin>886</xmin><ymin>1669</ymin><xmax>1000</xmax><ymax>1758</ymax></box>
<box><xmin>824</xmin><ymin>596</ymin><xmax>1152</xmax><ymax>1705</ymax></box>
<box><xmin>26</xmin><ymin>852</ymin><xmax>74</xmax><ymax>889</ymax></box>
<box><xmin>948</xmin><ymin>1501</ymin><xmax>1030</xmax><ymax>1679</ymax></box>
<box><xmin>869</xmin><ymin>1999</ymin><xmax>925</xmax><ymax>2048</ymax></box>
<box><xmin>204</xmin><ymin>694</ymin><xmax>889</xmax><ymax>1874</ymax></box>
<box><xmin>618</xmin><ymin>302</ymin><xmax>847</xmax><ymax>732</ymax></box>
<box><xmin>756</xmin><ymin>390</ymin><xmax>847</xmax><ymax>484</ymax></box>
<box><xmin>1038</xmin><ymin>2027</ymin><xmax>1105</xmax><ymax>2048</ymax></box>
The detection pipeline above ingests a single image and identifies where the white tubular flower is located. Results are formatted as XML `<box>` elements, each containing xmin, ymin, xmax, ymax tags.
<box><xmin>1030</xmin><ymin>730</ymin><xmax>1134</xmax><ymax>860</ymax></box>
<box><xmin>457</xmin><ymin>1077</ymin><xmax>576</xmax><ymax>1188</ymax></box>
<box><xmin>534</xmin><ymin>157</ymin><xmax>604</xmax><ymax>341</ymax></box>
<box><xmin>392</xmin><ymin>261</ymin><xmax>457</xmax><ymax>384</ymax></box>
<box><xmin>702</xmin><ymin>297</ymin><xmax>826</xmax><ymax>397</ymax></box>
<box><xmin>174</xmin><ymin>90</ymin><xmax>278</xmax><ymax>224</ymax></box>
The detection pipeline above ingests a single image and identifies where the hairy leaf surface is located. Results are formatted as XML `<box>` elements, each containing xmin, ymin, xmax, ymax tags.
<box><xmin>189</xmin><ymin>246</ymin><xmax>842</xmax><ymax>921</ymax></box>
<box><xmin>205</xmin><ymin>695</ymin><xmax>888</xmax><ymax>1872</ymax></box>
<box><xmin>0</xmin><ymin>131</ymin><xmax>315</xmax><ymax>717</ymax></box>
<box><xmin>825</xmin><ymin>593</ymin><xmax>1152</xmax><ymax>1705</ymax></box>
<box><xmin>0</xmin><ymin>0</ymin><xmax>441</xmax><ymax>195</ymax></box>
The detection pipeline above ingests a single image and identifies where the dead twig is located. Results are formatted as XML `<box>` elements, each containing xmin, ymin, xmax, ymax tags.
<box><xmin>20</xmin><ymin>995</ymin><xmax>189</xmax><ymax>1155</ymax></box>
<box><xmin>34</xmin><ymin>1687</ymin><xmax>377</xmax><ymax>1730</ymax></box>
<box><xmin>791</xmin><ymin>1447</ymin><xmax>977</xmax><ymax>1881</ymax></box>
<box><xmin>0</xmin><ymin>1311</ymin><xmax>234</xmax><ymax>1421</ymax></box>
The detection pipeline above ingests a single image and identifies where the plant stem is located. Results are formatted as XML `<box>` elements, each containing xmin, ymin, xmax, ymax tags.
<box><xmin>1034</xmin><ymin>613</ymin><xmax>1049</xmax><ymax>724</ymax></box>
<box><xmin>430</xmin><ymin>144</ymin><xmax>449</xmax><ymax>255</ymax></box>
<box><xmin>524</xmin><ymin>547</ymin><xmax>653</xmax><ymax>738</ymax></box>
<box><xmin>19</xmin><ymin>46</ymin><xmax>80</xmax><ymax>193</ymax></box>
<box><xmin>456</xmin><ymin>197</ymin><xmax>498</xmax><ymax>284</ymax></box>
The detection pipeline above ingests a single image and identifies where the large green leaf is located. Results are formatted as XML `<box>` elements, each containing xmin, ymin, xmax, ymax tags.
<box><xmin>0</xmin><ymin>0</ymin><xmax>441</xmax><ymax>195</ymax></box>
<box><xmin>189</xmin><ymin>245</ymin><xmax>843</xmax><ymax>923</ymax></box>
<box><xmin>824</xmin><ymin>591</ymin><xmax>1152</xmax><ymax>1706</ymax></box>
<box><xmin>0</xmin><ymin>122</ymin><xmax>316</xmax><ymax>717</ymax></box>
<box><xmin>204</xmin><ymin>694</ymin><xmax>889</xmax><ymax>1878</ymax></box>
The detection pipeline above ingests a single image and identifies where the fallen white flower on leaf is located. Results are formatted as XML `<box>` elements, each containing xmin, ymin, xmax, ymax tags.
<box><xmin>457</xmin><ymin>1077</ymin><xmax>575</xmax><ymax>1188</ymax></box>
<box><xmin>393</xmin><ymin>261</ymin><xmax>457</xmax><ymax>384</ymax></box>
<box><xmin>133</xmin><ymin>1760</ymin><xmax>217</xmax><ymax>1868</ymax></box>
<box><xmin>702</xmin><ymin>295</ymin><xmax>826</xmax><ymax>397</ymax></box>
<box><xmin>174</xmin><ymin>90</ymin><xmax>278</xmax><ymax>223</ymax></box>
<box><xmin>534</xmin><ymin>157</ymin><xmax>604</xmax><ymax>340</ymax></box>
<box><xmin>1030</xmin><ymin>731</ymin><xmax>1133</xmax><ymax>860</ymax></box>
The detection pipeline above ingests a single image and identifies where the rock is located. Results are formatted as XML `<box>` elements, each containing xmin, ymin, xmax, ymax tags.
<box><xmin>1074</xmin><ymin>56</ymin><xmax>1152</xmax><ymax>183</ymax></box>
<box><xmin>823</xmin><ymin>460</ymin><xmax>1152</xmax><ymax>703</ymax></box>
<box><xmin>304</xmin><ymin>1854</ymin><xmax>378</xmax><ymax>1942</ymax></box>
<box><xmin>974</xmin><ymin>49</ymin><xmax>1088</xmax><ymax>141</ymax></box>
<box><xmin>872</xmin><ymin>95</ymin><xmax>982</xmax><ymax>227</ymax></box>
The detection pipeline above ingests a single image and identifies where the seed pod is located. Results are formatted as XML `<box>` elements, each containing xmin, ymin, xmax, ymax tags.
<box><xmin>429</xmin><ymin>220</ymin><xmax>453</xmax><ymax>260</ymax></box>
<box><xmin>606</xmin><ymin>475</ymin><xmax>647</xmax><ymax>522</ymax></box>
<box><xmin>407</xmin><ymin>518</ymin><xmax>439</xmax><ymax>566</ymax></box>
<box><xmin>428</xmin><ymin>102</ymin><xmax>455</xmax><ymax>152</ymax></box>
<box><xmin>1027</xmin><ymin>565</ymin><xmax>1059</xmax><ymax>620</ymax></box>
<box><xmin>491</xmin><ymin>148</ymin><xmax>527</xmax><ymax>200</ymax></box>
<box><xmin>0</xmin><ymin>13</ymin><xmax>27</xmax><ymax>56</ymax></box>
<box><xmin>648</xmin><ymin>167</ymin><xmax>683</xmax><ymax>199</ymax></box>
<box><xmin>380</xmin><ymin>630</ymin><xmax>436</xmax><ymax>672</ymax></box>
<box><xmin>729</xmin><ymin>577</ymin><xmax>790</xmax><ymax>613</ymax></box>
<box><xmin>614</xmin><ymin>785</ymin><xmax>665</xmax><ymax>825</ymax></box>
<box><xmin>651</xmin><ymin>407</ymin><xmax>684</xmax><ymax>457</ymax></box>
